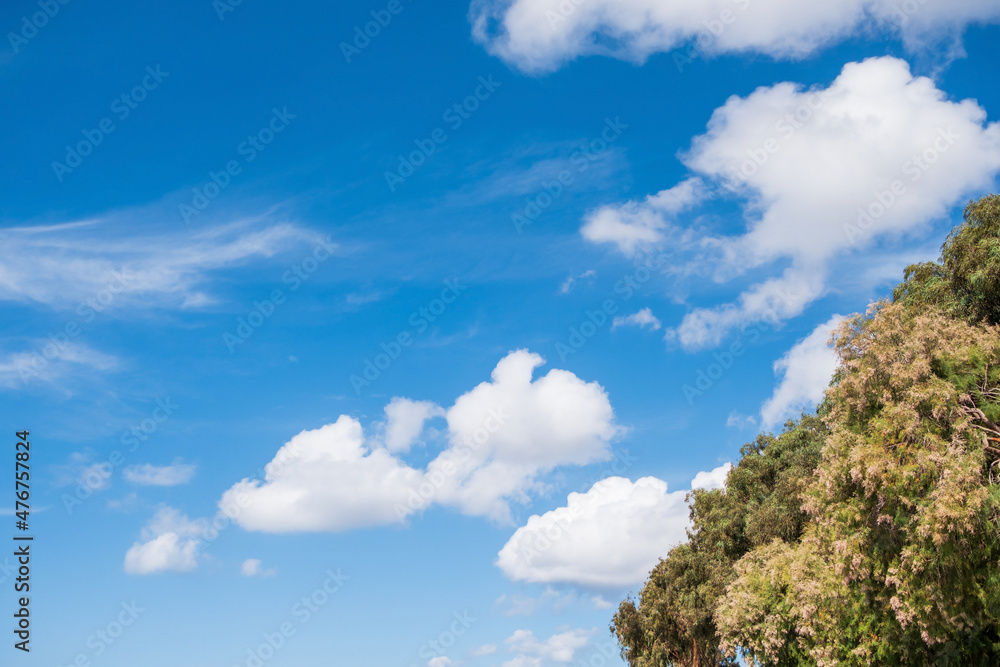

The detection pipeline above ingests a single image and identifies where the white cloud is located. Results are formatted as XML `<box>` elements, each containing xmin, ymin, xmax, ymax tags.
<box><xmin>221</xmin><ymin>415</ymin><xmax>425</xmax><ymax>533</ymax></box>
<box><xmin>220</xmin><ymin>350</ymin><xmax>620</xmax><ymax>532</ymax></box>
<box><xmin>471</xmin><ymin>0</ymin><xmax>1000</xmax><ymax>73</ymax></box>
<box><xmin>428</xmin><ymin>658</ymin><xmax>452</xmax><ymax>667</ymax></box>
<box><xmin>581</xmin><ymin>178</ymin><xmax>702</xmax><ymax>256</ymax></box>
<box><xmin>428</xmin><ymin>350</ymin><xmax>620</xmax><ymax>522</ymax></box>
<box><xmin>691</xmin><ymin>462</ymin><xmax>732</xmax><ymax>491</ymax></box>
<box><xmin>54</xmin><ymin>452</ymin><xmax>113</xmax><ymax>492</ymax></box>
<box><xmin>471</xmin><ymin>643</ymin><xmax>498</xmax><ymax>656</ymax></box>
<box><xmin>612</xmin><ymin>307</ymin><xmax>662</xmax><ymax>331</ymax></box>
<box><xmin>383</xmin><ymin>397</ymin><xmax>445</xmax><ymax>453</ymax></box>
<box><xmin>585</xmin><ymin>57</ymin><xmax>1000</xmax><ymax>348</ymax></box>
<box><xmin>124</xmin><ymin>507</ymin><xmax>206</xmax><ymax>575</ymax></box>
<box><xmin>124</xmin><ymin>461</ymin><xmax>197</xmax><ymax>487</ymax></box>
<box><xmin>0</xmin><ymin>217</ymin><xmax>325</xmax><ymax>310</ymax></box>
<box><xmin>0</xmin><ymin>341</ymin><xmax>118</xmax><ymax>389</ymax></box>
<box><xmin>130</xmin><ymin>353</ymin><xmax>619</xmax><ymax>569</ymax></box>
<box><xmin>726</xmin><ymin>411</ymin><xmax>757</xmax><ymax>430</ymax></box>
<box><xmin>496</xmin><ymin>476</ymin><xmax>694</xmax><ymax>588</ymax></box>
<box><xmin>591</xmin><ymin>595</ymin><xmax>613</xmax><ymax>609</ymax></box>
<box><xmin>79</xmin><ymin>463</ymin><xmax>113</xmax><ymax>491</ymax></box>
<box><xmin>503</xmin><ymin>628</ymin><xmax>593</xmax><ymax>666</ymax></box>
<box><xmin>241</xmin><ymin>558</ymin><xmax>277</xmax><ymax>577</ymax></box>
<box><xmin>761</xmin><ymin>315</ymin><xmax>843</xmax><ymax>429</ymax></box>
<box><xmin>559</xmin><ymin>269</ymin><xmax>596</xmax><ymax>295</ymax></box>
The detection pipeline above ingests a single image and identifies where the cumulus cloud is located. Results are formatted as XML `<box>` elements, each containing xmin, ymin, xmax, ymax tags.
<box><xmin>471</xmin><ymin>0</ymin><xmax>1000</xmax><ymax>73</ymax></box>
<box><xmin>427</xmin><ymin>350</ymin><xmax>619</xmax><ymax>522</ymax></box>
<box><xmin>503</xmin><ymin>628</ymin><xmax>593</xmax><ymax>666</ymax></box>
<box><xmin>124</xmin><ymin>507</ymin><xmax>206</xmax><ymax>575</ymax></box>
<box><xmin>761</xmin><ymin>315</ymin><xmax>843</xmax><ymax>429</ymax></box>
<box><xmin>428</xmin><ymin>658</ymin><xmax>452</xmax><ymax>667</ymax></box>
<box><xmin>612</xmin><ymin>307</ymin><xmax>662</xmax><ymax>331</ymax></box>
<box><xmin>581</xmin><ymin>178</ymin><xmax>703</xmax><ymax>256</ymax></box>
<box><xmin>691</xmin><ymin>462</ymin><xmax>732</xmax><ymax>491</ymax></box>
<box><xmin>124</xmin><ymin>461</ymin><xmax>197</xmax><ymax>487</ymax></box>
<box><xmin>584</xmin><ymin>57</ymin><xmax>1000</xmax><ymax>348</ymax></box>
<box><xmin>241</xmin><ymin>558</ymin><xmax>277</xmax><ymax>577</ymax></box>
<box><xmin>497</xmin><ymin>475</ymin><xmax>703</xmax><ymax>588</ymax></box>
<box><xmin>221</xmin><ymin>415</ymin><xmax>425</xmax><ymax>533</ymax></box>
<box><xmin>472</xmin><ymin>643</ymin><xmax>498</xmax><ymax>656</ymax></box>
<box><xmin>383</xmin><ymin>398</ymin><xmax>445</xmax><ymax>453</ymax></box>
<box><xmin>220</xmin><ymin>350</ymin><xmax>620</xmax><ymax>532</ymax></box>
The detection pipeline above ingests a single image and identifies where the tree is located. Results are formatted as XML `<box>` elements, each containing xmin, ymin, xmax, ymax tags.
<box><xmin>718</xmin><ymin>303</ymin><xmax>1000</xmax><ymax>665</ymax></box>
<box><xmin>611</xmin><ymin>416</ymin><xmax>827</xmax><ymax>666</ymax></box>
<box><xmin>614</xmin><ymin>194</ymin><xmax>1000</xmax><ymax>667</ymax></box>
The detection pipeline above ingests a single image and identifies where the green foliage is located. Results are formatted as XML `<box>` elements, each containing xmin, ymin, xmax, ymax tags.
<box><xmin>894</xmin><ymin>194</ymin><xmax>1000</xmax><ymax>325</ymax></box>
<box><xmin>613</xmin><ymin>194</ymin><xmax>1000</xmax><ymax>666</ymax></box>
<box><xmin>611</xmin><ymin>416</ymin><xmax>826</xmax><ymax>666</ymax></box>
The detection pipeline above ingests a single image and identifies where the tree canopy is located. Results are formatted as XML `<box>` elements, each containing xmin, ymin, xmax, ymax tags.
<box><xmin>612</xmin><ymin>194</ymin><xmax>1000</xmax><ymax>666</ymax></box>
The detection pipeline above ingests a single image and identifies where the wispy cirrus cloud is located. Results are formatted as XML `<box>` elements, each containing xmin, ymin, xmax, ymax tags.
<box><xmin>124</xmin><ymin>461</ymin><xmax>197</xmax><ymax>487</ymax></box>
<box><xmin>0</xmin><ymin>214</ymin><xmax>326</xmax><ymax>310</ymax></box>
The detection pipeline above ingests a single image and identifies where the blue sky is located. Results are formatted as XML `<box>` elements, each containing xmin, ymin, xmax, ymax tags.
<box><xmin>3</xmin><ymin>0</ymin><xmax>1000</xmax><ymax>665</ymax></box>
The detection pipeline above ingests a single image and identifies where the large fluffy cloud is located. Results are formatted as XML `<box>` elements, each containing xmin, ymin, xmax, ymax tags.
<box><xmin>220</xmin><ymin>415</ymin><xmax>425</xmax><ymax>533</ymax></box>
<box><xmin>496</xmin><ymin>475</ymin><xmax>705</xmax><ymax>588</ymax></box>
<box><xmin>382</xmin><ymin>397</ymin><xmax>445</xmax><ymax>453</ymax></box>
<box><xmin>584</xmin><ymin>57</ymin><xmax>1000</xmax><ymax>348</ymax></box>
<box><xmin>761</xmin><ymin>315</ymin><xmax>843</xmax><ymax>429</ymax></box>
<box><xmin>471</xmin><ymin>0</ymin><xmax>1000</xmax><ymax>73</ymax></box>
<box><xmin>218</xmin><ymin>350</ymin><xmax>620</xmax><ymax>533</ymax></box>
<box><xmin>428</xmin><ymin>350</ymin><xmax>620</xmax><ymax>521</ymax></box>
